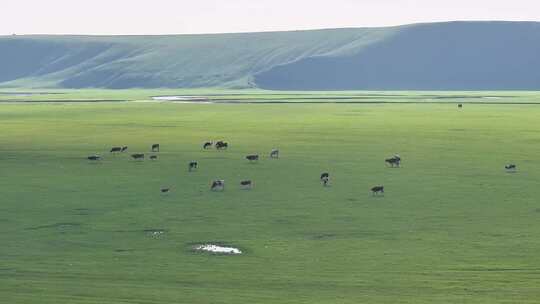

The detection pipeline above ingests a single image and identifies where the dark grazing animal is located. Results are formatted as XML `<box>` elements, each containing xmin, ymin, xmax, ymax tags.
<box><xmin>203</xmin><ymin>142</ymin><xmax>213</xmax><ymax>149</ymax></box>
<box><xmin>149</xmin><ymin>155</ymin><xmax>158</xmax><ymax>160</ymax></box>
<box><xmin>270</xmin><ymin>149</ymin><xmax>279</xmax><ymax>159</ymax></box>
<box><xmin>320</xmin><ymin>173</ymin><xmax>329</xmax><ymax>180</ymax></box>
<box><xmin>246</xmin><ymin>154</ymin><xmax>259</xmax><ymax>162</ymax></box>
<box><xmin>131</xmin><ymin>153</ymin><xmax>145</xmax><ymax>160</ymax></box>
<box><xmin>161</xmin><ymin>188</ymin><xmax>170</xmax><ymax>194</ymax></box>
<box><xmin>87</xmin><ymin>155</ymin><xmax>101</xmax><ymax>161</ymax></box>
<box><xmin>458</xmin><ymin>104</ymin><xmax>463</xmax><ymax>108</ymax></box>
<box><xmin>321</xmin><ymin>176</ymin><xmax>329</xmax><ymax>186</ymax></box>
<box><xmin>215</xmin><ymin>141</ymin><xmax>228</xmax><ymax>150</ymax></box>
<box><xmin>505</xmin><ymin>164</ymin><xmax>517</xmax><ymax>171</ymax></box>
<box><xmin>385</xmin><ymin>156</ymin><xmax>401</xmax><ymax>168</ymax></box>
<box><xmin>121</xmin><ymin>146</ymin><xmax>128</xmax><ymax>152</ymax></box>
<box><xmin>188</xmin><ymin>161</ymin><xmax>198</xmax><ymax>171</ymax></box>
<box><xmin>151</xmin><ymin>144</ymin><xmax>160</xmax><ymax>152</ymax></box>
<box><xmin>240</xmin><ymin>180</ymin><xmax>253</xmax><ymax>189</ymax></box>
<box><xmin>110</xmin><ymin>147</ymin><xmax>122</xmax><ymax>153</ymax></box>
<box><xmin>371</xmin><ymin>186</ymin><xmax>384</xmax><ymax>195</ymax></box>
<box><xmin>211</xmin><ymin>180</ymin><xmax>225</xmax><ymax>191</ymax></box>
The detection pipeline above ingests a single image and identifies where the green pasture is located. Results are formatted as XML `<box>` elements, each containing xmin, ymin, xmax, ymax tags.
<box><xmin>1</xmin><ymin>97</ymin><xmax>540</xmax><ymax>303</ymax></box>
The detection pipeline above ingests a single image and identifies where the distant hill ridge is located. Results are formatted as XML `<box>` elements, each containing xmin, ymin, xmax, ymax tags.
<box><xmin>1</xmin><ymin>21</ymin><xmax>540</xmax><ymax>90</ymax></box>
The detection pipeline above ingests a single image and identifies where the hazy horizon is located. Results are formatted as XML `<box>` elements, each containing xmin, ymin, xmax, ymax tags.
<box><xmin>2</xmin><ymin>0</ymin><xmax>540</xmax><ymax>35</ymax></box>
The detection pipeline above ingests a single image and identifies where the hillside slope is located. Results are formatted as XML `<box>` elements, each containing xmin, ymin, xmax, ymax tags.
<box><xmin>255</xmin><ymin>22</ymin><xmax>540</xmax><ymax>90</ymax></box>
<box><xmin>0</xmin><ymin>28</ymin><xmax>395</xmax><ymax>89</ymax></box>
<box><xmin>1</xmin><ymin>22</ymin><xmax>539</xmax><ymax>90</ymax></box>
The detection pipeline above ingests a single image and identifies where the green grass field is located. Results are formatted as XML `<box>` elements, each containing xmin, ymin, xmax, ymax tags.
<box><xmin>1</xmin><ymin>92</ymin><xmax>540</xmax><ymax>303</ymax></box>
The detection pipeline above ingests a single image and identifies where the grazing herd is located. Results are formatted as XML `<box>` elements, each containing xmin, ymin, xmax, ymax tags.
<box><xmin>87</xmin><ymin>141</ymin><xmax>518</xmax><ymax>196</ymax></box>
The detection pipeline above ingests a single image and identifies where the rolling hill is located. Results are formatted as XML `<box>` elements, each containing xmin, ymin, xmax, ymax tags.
<box><xmin>1</xmin><ymin>21</ymin><xmax>540</xmax><ymax>90</ymax></box>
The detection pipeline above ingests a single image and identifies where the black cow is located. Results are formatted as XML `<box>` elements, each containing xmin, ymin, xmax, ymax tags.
<box><xmin>203</xmin><ymin>142</ymin><xmax>213</xmax><ymax>149</ymax></box>
<box><xmin>240</xmin><ymin>180</ymin><xmax>253</xmax><ymax>189</ymax></box>
<box><xmin>320</xmin><ymin>173</ymin><xmax>329</xmax><ymax>180</ymax></box>
<box><xmin>161</xmin><ymin>187</ymin><xmax>170</xmax><ymax>194</ymax></box>
<box><xmin>151</xmin><ymin>144</ymin><xmax>160</xmax><ymax>152</ymax></box>
<box><xmin>505</xmin><ymin>164</ymin><xmax>517</xmax><ymax>171</ymax></box>
<box><xmin>131</xmin><ymin>153</ymin><xmax>145</xmax><ymax>160</ymax></box>
<box><xmin>211</xmin><ymin>180</ymin><xmax>225</xmax><ymax>191</ymax></box>
<box><xmin>458</xmin><ymin>104</ymin><xmax>463</xmax><ymax>108</ymax></box>
<box><xmin>188</xmin><ymin>161</ymin><xmax>198</xmax><ymax>171</ymax></box>
<box><xmin>150</xmin><ymin>155</ymin><xmax>158</xmax><ymax>161</ymax></box>
<box><xmin>246</xmin><ymin>155</ymin><xmax>259</xmax><ymax>162</ymax></box>
<box><xmin>385</xmin><ymin>156</ymin><xmax>401</xmax><ymax>168</ymax></box>
<box><xmin>87</xmin><ymin>155</ymin><xmax>101</xmax><ymax>161</ymax></box>
<box><xmin>371</xmin><ymin>186</ymin><xmax>384</xmax><ymax>196</ymax></box>
<box><xmin>321</xmin><ymin>176</ymin><xmax>329</xmax><ymax>187</ymax></box>
<box><xmin>216</xmin><ymin>141</ymin><xmax>228</xmax><ymax>150</ymax></box>
<box><xmin>110</xmin><ymin>147</ymin><xmax>122</xmax><ymax>153</ymax></box>
<box><xmin>270</xmin><ymin>149</ymin><xmax>279</xmax><ymax>159</ymax></box>
<box><xmin>121</xmin><ymin>146</ymin><xmax>128</xmax><ymax>152</ymax></box>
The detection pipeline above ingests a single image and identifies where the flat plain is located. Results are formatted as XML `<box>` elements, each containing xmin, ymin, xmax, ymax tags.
<box><xmin>1</xmin><ymin>90</ymin><xmax>540</xmax><ymax>303</ymax></box>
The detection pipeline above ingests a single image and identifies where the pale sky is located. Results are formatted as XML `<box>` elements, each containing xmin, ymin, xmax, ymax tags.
<box><xmin>2</xmin><ymin>0</ymin><xmax>540</xmax><ymax>35</ymax></box>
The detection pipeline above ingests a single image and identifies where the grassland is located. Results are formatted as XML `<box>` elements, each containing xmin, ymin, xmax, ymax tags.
<box><xmin>1</xmin><ymin>91</ymin><xmax>540</xmax><ymax>303</ymax></box>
